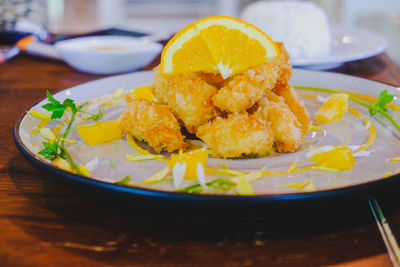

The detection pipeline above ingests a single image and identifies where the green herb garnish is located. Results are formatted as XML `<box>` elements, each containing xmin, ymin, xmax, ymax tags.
<box><xmin>42</xmin><ymin>91</ymin><xmax>77</xmax><ymax>119</ymax></box>
<box><xmin>38</xmin><ymin>91</ymin><xmax>86</xmax><ymax>175</ymax></box>
<box><xmin>177</xmin><ymin>178</ymin><xmax>234</xmax><ymax>193</ymax></box>
<box><xmin>369</xmin><ymin>90</ymin><xmax>394</xmax><ymax>116</ymax></box>
<box><xmin>178</xmin><ymin>183</ymin><xmax>204</xmax><ymax>194</ymax></box>
<box><xmin>38</xmin><ymin>140</ymin><xmax>63</xmax><ymax>160</ymax></box>
<box><xmin>90</xmin><ymin>109</ymin><xmax>104</xmax><ymax>121</ymax></box>
<box><xmin>116</xmin><ymin>176</ymin><xmax>131</xmax><ymax>185</ymax></box>
<box><xmin>109</xmin><ymin>159</ymin><xmax>115</xmax><ymax>168</ymax></box>
<box><xmin>209</xmin><ymin>178</ymin><xmax>235</xmax><ymax>191</ymax></box>
<box><xmin>81</xmin><ymin>109</ymin><xmax>104</xmax><ymax>122</ymax></box>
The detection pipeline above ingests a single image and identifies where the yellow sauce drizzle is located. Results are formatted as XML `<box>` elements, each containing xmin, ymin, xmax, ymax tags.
<box><xmin>30</xmin><ymin>119</ymin><xmax>49</xmax><ymax>135</ymax></box>
<box><xmin>387</xmin><ymin>157</ymin><xmax>400</xmax><ymax>162</ymax></box>
<box><xmin>280</xmin><ymin>178</ymin><xmax>313</xmax><ymax>190</ymax></box>
<box><xmin>262</xmin><ymin>166</ymin><xmax>315</xmax><ymax>176</ymax></box>
<box><xmin>309</xmin><ymin>125</ymin><xmax>322</xmax><ymax>131</ymax></box>
<box><xmin>348</xmin><ymin>107</ymin><xmax>363</xmax><ymax>118</ymax></box>
<box><xmin>205</xmin><ymin>167</ymin><xmax>246</xmax><ymax>176</ymax></box>
<box><xmin>288</xmin><ymin>160</ymin><xmax>298</xmax><ymax>172</ymax></box>
<box><xmin>298</xmin><ymin>93</ymin><xmax>318</xmax><ymax>100</ymax></box>
<box><xmin>52</xmin><ymin>117</ymin><xmax>70</xmax><ymax>137</ymax></box>
<box><xmin>355</xmin><ymin>118</ymin><xmax>376</xmax><ymax>152</ymax></box>
<box><xmin>304</xmin><ymin>179</ymin><xmax>316</xmax><ymax>192</ymax></box>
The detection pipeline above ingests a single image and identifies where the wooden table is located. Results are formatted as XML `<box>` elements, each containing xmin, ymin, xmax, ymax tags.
<box><xmin>1</xmin><ymin>53</ymin><xmax>400</xmax><ymax>267</ymax></box>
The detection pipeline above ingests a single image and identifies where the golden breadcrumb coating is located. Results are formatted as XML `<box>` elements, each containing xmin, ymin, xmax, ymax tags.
<box><xmin>273</xmin><ymin>82</ymin><xmax>310</xmax><ymax>136</ymax></box>
<box><xmin>167</xmin><ymin>73</ymin><xmax>219</xmax><ymax>133</ymax></box>
<box><xmin>256</xmin><ymin>93</ymin><xmax>303</xmax><ymax>152</ymax></box>
<box><xmin>272</xmin><ymin>42</ymin><xmax>292</xmax><ymax>86</ymax></box>
<box><xmin>120</xmin><ymin>98</ymin><xmax>187</xmax><ymax>152</ymax></box>
<box><xmin>246</xmin><ymin>62</ymin><xmax>279</xmax><ymax>91</ymax></box>
<box><xmin>197</xmin><ymin>113</ymin><xmax>274</xmax><ymax>158</ymax></box>
<box><xmin>212</xmin><ymin>62</ymin><xmax>279</xmax><ymax>113</ymax></box>
<box><xmin>196</xmin><ymin>72</ymin><xmax>230</xmax><ymax>88</ymax></box>
<box><xmin>152</xmin><ymin>65</ymin><xmax>171</xmax><ymax>104</ymax></box>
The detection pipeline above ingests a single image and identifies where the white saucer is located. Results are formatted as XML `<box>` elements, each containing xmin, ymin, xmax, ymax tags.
<box><xmin>55</xmin><ymin>36</ymin><xmax>163</xmax><ymax>74</ymax></box>
<box><xmin>291</xmin><ymin>25</ymin><xmax>387</xmax><ymax>70</ymax></box>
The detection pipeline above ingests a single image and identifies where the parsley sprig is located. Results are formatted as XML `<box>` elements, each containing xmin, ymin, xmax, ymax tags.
<box><xmin>38</xmin><ymin>91</ymin><xmax>103</xmax><ymax>175</ymax></box>
<box><xmin>369</xmin><ymin>90</ymin><xmax>394</xmax><ymax>116</ymax></box>
<box><xmin>38</xmin><ymin>140</ymin><xmax>62</xmax><ymax>161</ymax></box>
<box><xmin>367</xmin><ymin>90</ymin><xmax>400</xmax><ymax>131</ymax></box>
<box><xmin>42</xmin><ymin>91</ymin><xmax>77</xmax><ymax>119</ymax></box>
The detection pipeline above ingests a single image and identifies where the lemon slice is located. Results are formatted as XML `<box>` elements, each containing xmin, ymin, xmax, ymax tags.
<box><xmin>161</xmin><ymin>16</ymin><xmax>280</xmax><ymax>79</ymax></box>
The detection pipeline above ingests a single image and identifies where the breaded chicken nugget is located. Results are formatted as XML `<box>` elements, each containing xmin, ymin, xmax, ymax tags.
<box><xmin>273</xmin><ymin>82</ymin><xmax>310</xmax><ymax>136</ymax></box>
<box><xmin>120</xmin><ymin>98</ymin><xmax>187</xmax><ymax>152</ymax></box>
<box><xmin>168</xmin><ymin>73</ymin><xmax>218</xmax><ymax>133</ymax></box>
<box><xmin>272</xmin><ymin>42</ymin><xmax>292</xmax><ymax>86</ymax></box>
<box><xmin>197</xmin><ymin>113</ymin><xmax>274</xmax><ymax>158</ymax></box>
<box><xmin>212</xmin><ymin>62</ymin><xmax>279</xmax><ymax>113</ymax></box>
<box><xmin>152</xmin><ymin>65</ymin><xmax>171</xmax><ymax>104</ymax></box>
<box><xmin>256</xmin><ymin>93</ymin><xmax>302</xmax><ymax>152</ymax></box>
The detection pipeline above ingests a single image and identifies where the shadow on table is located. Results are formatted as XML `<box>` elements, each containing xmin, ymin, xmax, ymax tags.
<box><xmin>7</xmin><ymin>152</ymin><xmax>396</xmax><ymax>266</ymax></box>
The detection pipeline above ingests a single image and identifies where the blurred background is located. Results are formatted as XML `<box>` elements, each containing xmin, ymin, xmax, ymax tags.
<box><xmin>1</xmin><ymin>0</ymin><xmax>399</xmax><ymax>64</ymax></box>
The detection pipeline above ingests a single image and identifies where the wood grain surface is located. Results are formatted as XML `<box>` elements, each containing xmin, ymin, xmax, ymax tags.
<box><xmin>1</xmin><ymin>53</ymin><xmax>400</xmax><ymax>266</ymax></box>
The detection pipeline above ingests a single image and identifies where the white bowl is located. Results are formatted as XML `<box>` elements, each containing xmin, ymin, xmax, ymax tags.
<box><xmin>55</xmin><ymin>36</ymin><xmax>163</xmax><ymax>74</ymax></box>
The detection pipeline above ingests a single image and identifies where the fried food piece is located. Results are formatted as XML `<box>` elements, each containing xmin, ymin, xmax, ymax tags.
<box><xmin>256</xmin><ymin>93</ymin><xmax>302</xmax><ymax>152</ymax></box>
<box><xmin>273</xmin><ymin>82</ymin><xmax>310</xmax><ymax>136</ymax></box>
<box><xmin>168</xmin><ymin>73</ymin><xmax>219</xmax><ymax>133</ymax></box>
<box><xmin>152</xmin><ymin>65</ymin><xmax>171</xmax><ymax>104</ymax></box>
<box><xmin>197</xmin><ymin>113</ymin><xmax>274</xmax><ymax>158</ymax></box>
<box><xmin>120</xmin><ymin>98</ymin><xmax>187</xmax><ymax>152</ymax></box>
<box><xmin>272</xmin><ymin>42</ymin><xmax>292</xmax><ymax>86</ymax></box>
<box><xmin>212</xmin><ymin>62</ymin><xmax>279</xmax><ymax>113</ymax></box>
<box><xmin>196</xmin><ymin>72</ymin><xmax>230</xmax><ymax>88</ymax></box>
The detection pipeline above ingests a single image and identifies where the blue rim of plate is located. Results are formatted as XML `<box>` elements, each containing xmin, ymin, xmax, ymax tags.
<box><xmin>13</xmin><ymin>102</ymin><xmax>400</xmax><ymax>205</ymax></box>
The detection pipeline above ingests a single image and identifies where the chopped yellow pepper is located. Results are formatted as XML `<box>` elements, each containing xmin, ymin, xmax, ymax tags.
<box><xmin>307</xmin><ymin>145</ymin><xmax>354</xmax><ymax>170</ymax></box>
<box><xmin>77</xmin><ymin>120</ymin><xmax>121</xmax><ymax>145</ymax></box>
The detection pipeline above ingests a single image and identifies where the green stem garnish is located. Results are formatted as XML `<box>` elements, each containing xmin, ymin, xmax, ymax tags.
<box><xmin>60</xmin><ymin>146</ymin><xmax>79</xmax><ymax>172</ymax></box>
<box><xmin>294</xmin><ymin>86</ymin><xmax>400</xmax><ymax>132</ymax></box>
<box><xmin>109</xmin><ymin>159</ymin><xmax>115</xmax><ymax>168</ymax></box>
<box><xmin>176</xmin><ymin>178</ymin><xmax>234</xmax><ymax>193</ymax></box>
<box><xmin>80</xmin><ymin>109</ymin><xmax>104</xmax><ymax>122</ymax></box>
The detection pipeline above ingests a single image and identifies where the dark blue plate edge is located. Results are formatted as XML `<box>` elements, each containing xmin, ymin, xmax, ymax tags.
<box><xmin>13</xmin><ymin>102</ymin><xmax>400</xmax><ymax>206</ymax></box>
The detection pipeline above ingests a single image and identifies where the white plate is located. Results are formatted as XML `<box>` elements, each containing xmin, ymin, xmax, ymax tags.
<box><xmin>14</xmin><ymin>69</ymin><xmax>400</xmax><ymax>200</ymax></box>
<box><xmin>291</xmin><ymin>25</ymin><xmax>387</xmax><ymax>70</ymax></box>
